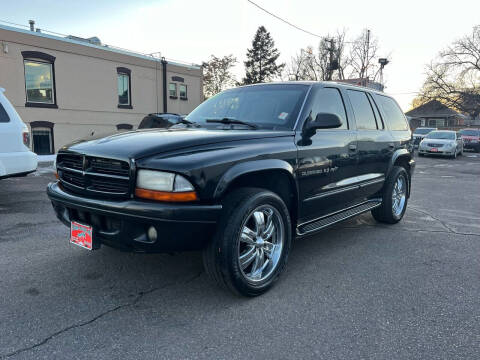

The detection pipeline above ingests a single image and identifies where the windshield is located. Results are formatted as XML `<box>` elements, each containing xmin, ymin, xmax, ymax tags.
<box><xmin>186</xmin><ymin>84</ymin><xmax>309</xmax><ymax>130</ymax></box>
<box><xmin>414</xmin><ymin>128</ymin><xmax>435</xmax><ymax>135</ymax></box>
<box><xmin>460</xmin><ymin>129</ymin><xmax>480</xmax><ymax>136</ymax></box>
<box><xmin>426</xmin><ymin>131</ymin><xmax>455</xmax><ymax>140</ymax></box>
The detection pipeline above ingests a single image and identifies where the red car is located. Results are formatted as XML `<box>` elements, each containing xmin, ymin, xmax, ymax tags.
<box><xmin>460</xmin><ymin>128</ymin><xmax>480</xmax><ymax>152</ymax></box>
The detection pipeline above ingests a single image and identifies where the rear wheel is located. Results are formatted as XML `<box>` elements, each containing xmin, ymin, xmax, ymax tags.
<box><xmin>372</xmin><ymin>166</ymin><xmax>409</xmax><ymax>224</ymax></box>
<box><xmin>203</xmin><ymin>188</ymin><xmax>292</xmax><ymax>296</ymax></box>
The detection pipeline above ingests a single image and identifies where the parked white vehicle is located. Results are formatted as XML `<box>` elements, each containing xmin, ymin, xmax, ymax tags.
<box><xmin>0</xmin><ymin>88</ymin><xmax>38</xmax><ymax>179</ymax></box>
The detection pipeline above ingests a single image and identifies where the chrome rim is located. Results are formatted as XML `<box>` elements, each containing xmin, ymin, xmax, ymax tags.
<box><xmin>238</xmin><ymin>205</ymin><xmax>284</xmax><ymax>283</ymax></box>
<box><xmin>392</xmin><ymin>175</ymin><xmax>407</xmax><ymax>218</ymax></box>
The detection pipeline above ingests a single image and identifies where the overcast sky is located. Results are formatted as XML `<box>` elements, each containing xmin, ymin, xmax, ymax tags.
<box><xmin>2</xmin><ymin>0</ymin><xmax>479</xmax><ymax>110</ymax></box>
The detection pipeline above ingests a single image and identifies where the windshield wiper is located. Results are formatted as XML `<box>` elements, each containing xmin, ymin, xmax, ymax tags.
<box><xmin>177</xmin><ymin>119</ymin><xmax>201</xmax><ymax>128</ymax></box>
<box><xmin>206</xmin><ymin>117</ymin><xmax>258</xmax><ymax>129</ymax></box>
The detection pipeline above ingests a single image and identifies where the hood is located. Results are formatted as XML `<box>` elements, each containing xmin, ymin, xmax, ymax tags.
<box><xmin>421</xmin><ymin>138</ymin><xmax>455</xmax><ymax>145</ymax></box>
<box><xmin>61</xmin><ymin>128</ymin><xmax>294</xmax><ymax>160</ymax></box>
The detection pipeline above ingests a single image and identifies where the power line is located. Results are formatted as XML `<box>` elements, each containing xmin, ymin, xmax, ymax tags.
<box><xmin>246</xmin><ymin>0</ymin><xmax>322</xmax><ymax>38</ymax></box>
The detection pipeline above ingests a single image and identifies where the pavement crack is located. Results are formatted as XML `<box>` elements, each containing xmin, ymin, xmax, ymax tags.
<box><xmin>1</xmin><ymin>270</ymin><xmax>203</xmax><ymax>359</ymax></box>
<box><xmin>342</xmin><ymin>226</ymin><xmax>480</xmax><ymax>237</ymax></box>
<box><xmin>409</xmin><ymin>206</ymin><xmax>480</xmax><ymax>237</ymax></box>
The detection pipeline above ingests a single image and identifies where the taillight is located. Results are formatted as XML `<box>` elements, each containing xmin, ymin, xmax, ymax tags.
<box><xmin>22</xmin><ymin>131</ymin><xmax>30</xmax><ymax>147</ymax></box>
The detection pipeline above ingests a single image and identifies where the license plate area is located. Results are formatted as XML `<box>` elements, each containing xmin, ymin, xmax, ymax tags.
<box><xmin>70</xmin><ymin>221</ymin><xmax>95</xmax><ymax>250</ymax></box>
<box><xmin>430</xmin><ymin>148</ymin><xmax>438</xmax><ymax>152</ymax></box>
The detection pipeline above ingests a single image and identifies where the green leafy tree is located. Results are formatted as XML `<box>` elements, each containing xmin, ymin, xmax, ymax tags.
<box><xmin>243</xmin><ymin>26</ymin><xmax>284</xmax><ymax>84</ymax></box>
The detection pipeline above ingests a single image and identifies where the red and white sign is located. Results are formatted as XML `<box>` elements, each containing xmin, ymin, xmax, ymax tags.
<box><xmin>70</xmin><ymin>221</ymin><xmax>93</xmax><ymax>250</ymax></box>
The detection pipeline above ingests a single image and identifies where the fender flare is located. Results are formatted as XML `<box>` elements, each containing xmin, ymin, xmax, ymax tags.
<box><xmin>387</xmin><ymin>149</ymin><xmax>413</xmax><ymax>197</ymax></box>
<box><xmin>213</xmin><ymin>159</ymin><xmax>296</xmax><ymax>200</ymax></box>
<box><xmin>387</xmin><ymin>149</ymin><xmax>411</xmax><ymax>175</ymax></box>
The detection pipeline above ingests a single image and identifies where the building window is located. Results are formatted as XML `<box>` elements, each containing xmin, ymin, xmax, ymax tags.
<box><xmin>22</xmin><ymin>51</ymin><xmax>57</xmax><ymax>108</ymax></box>
<box><xmin>169</xmin><ymin>83</ymin><xmax>177</xmax><ymax>98</ymax></box>
<box><xmin>179</xmin><ymin>84</ymin><xmax>187</xmax><ymax>100</ymax></box>
<box><xmin>117</xmin><ymin>67</ymin><xmax>132</xmax><ymax>109</ymax></box>
<box><xmin>30</xmin><ymin>121</ymin><xmax>54</xmax><ymax>155</ymax></box>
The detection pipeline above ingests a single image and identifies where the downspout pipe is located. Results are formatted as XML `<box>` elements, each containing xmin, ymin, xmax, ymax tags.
<box><xmin>161</xmin><ymin>58</ymin><xmax>168</xmax><ymax>113</ymax></box>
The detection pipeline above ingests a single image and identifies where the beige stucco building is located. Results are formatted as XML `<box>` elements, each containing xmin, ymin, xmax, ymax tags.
<box><xmin>0</xmin><ymin>23</ymin><xmax>203</xmax><ymax>154</ymax></box>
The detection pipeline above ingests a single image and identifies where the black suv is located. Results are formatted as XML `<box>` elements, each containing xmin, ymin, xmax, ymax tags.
<box><xmin>48</xmin><ymin>82</ymin><xmax>415</xmax><ymax>296</ymax></box>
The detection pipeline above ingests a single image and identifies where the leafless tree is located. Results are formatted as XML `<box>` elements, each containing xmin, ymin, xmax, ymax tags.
<box><xmin>285</xmin><ymin>31</ymin><xmax>348</xmax><ymax>81</ymax></box>
<box><xmin>417</xmin><ymin>25</ymin><xmax>480</xmax><ymax>118</ymax></box>
<box><xmin>347</xmin><ymin>29</ymin><xmax>379</xmax><ymax>79</ymax></box>
<box><xmin>202</xmin><ymin>54</ymin><xmax>237</xmax><ymax>98</ymax></box>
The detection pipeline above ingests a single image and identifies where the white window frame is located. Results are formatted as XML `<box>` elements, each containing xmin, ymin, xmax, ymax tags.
<box><xmin>169</xmin><ymin>83</ymin><xmax>177</xmax><ymax>98</ymax></box>
<box><xmin>179</xmin><ymin>84</ymin><xmax>187</xmax><ymax>99</ymax></box>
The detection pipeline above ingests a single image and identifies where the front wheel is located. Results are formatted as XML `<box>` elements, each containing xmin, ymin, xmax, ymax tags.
<box><xmin>372</xmin><ymin>166</ymin><xmax>409</xmax><ymax>224</ymax></box>
<box><xmin>203</xmin><ymin>188</ymin><xmax>292</xmax><ymax>296</ymax></box>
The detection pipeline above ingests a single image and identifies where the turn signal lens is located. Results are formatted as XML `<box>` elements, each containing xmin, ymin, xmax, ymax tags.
<box><xmin>135</xmin><ymin>188</ymin><xmax>198</xmax><ymax>202</ymax></box>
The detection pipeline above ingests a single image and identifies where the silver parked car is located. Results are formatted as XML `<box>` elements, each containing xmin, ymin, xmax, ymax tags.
<box><xmin>418</xmin><ymin>130</ymin><xmax>463</xmax><ymax>158</ymax></box>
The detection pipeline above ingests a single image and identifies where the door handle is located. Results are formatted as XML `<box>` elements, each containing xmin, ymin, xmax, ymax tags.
<box><xmin>349</xmin><ymin>144</ymin><xmax>357</xmax><ymax>151</ymax></box>
<box><xmin>388</xmin><ymin>143</ymin><xmax>395</xmax><ymax>149</ymax></box>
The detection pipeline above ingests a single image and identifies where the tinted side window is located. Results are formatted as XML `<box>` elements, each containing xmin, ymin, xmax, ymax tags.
<box><xmin>0</xmin><ymin>102</ymin><xmax>10</xmax><ymax>123</ymax></box>
<box><xmin>311</xmin><ymin>87</ymin><xmax>348</xmax><ymax>129</ymax></box>
<box><xmin>377</xmin><ymin>95</ymin><xmax>409</xmax><ymax>131</ymax></box>
<box><xmin>367</xmin><ymin>93</ymin><xmax>384</xmax><ymax>129</ymax></box>
<box><xmin>347</xmin><ymin>90</ymin><xmax>377</xmax><ymax>130</ymax></box>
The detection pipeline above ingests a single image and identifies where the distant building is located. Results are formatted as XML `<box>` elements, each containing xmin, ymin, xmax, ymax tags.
<box><xmin>337</xmin><ymin>78</ymin><xmax>384</xmax><ymax>92</ymax></box>
<box><xmin>0</xmin><ymin>23</ymin><xmax>203</xmax><ymax>155</ymax></box>
<box><xmin>405</xmin><ymin>100</ymin><xmax>467</xmax><ymax>130</ymax></box>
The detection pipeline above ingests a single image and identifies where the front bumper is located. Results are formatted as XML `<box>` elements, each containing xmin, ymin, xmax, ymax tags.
<box><xmin>418</xmin><ymin>146</ymin><xmax>455</xmax><ymax>156</ymax></box>
<box><xmin>47</xmin><ymin>181</ymin><xmax>222</xmax><ymax>252</ymax></box>
<box><xmin>463</xmin><ymin>142</ymin><xmax>480</xmax><ymax>151</ymax></box>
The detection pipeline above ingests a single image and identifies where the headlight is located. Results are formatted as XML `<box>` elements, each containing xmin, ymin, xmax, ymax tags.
<box><xmin>135</xmin><ymin>170</ymin><xmax>197</xmax><ymax>202</ymax></box>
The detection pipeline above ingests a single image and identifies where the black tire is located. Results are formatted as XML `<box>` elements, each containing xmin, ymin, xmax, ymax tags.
<box><xmin>418</xmin><ymin>153</ymin><xmax>424</xmax><ymax>157</ymax></box>
<box><xmin>203</xmin><ymin>187</ymin><xmax>292</xmax><ymax>297</ymax></box>
<box><xmin>371</xmin><ymin>166</ymin><xmax>409</xmax><ymax>224</ymax></box>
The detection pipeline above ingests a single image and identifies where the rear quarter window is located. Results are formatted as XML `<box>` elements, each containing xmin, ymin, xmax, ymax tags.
<box><xmin>377</xmin><ymin>95</ymin><xmax>409</xmax><ymax>131</ymax></box>
<box><xmin>0</xmin><ymin>102</ymin><xmax>10</xmax><ymax>123</ymax></box>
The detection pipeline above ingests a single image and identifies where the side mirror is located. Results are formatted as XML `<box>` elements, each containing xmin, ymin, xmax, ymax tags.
<box><xmin>302</xmin><ymin>113</ymin><xmax>342</xmax><ymax>138</ymax></box>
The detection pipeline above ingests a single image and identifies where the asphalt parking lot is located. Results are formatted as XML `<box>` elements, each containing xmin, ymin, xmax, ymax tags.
<box><xmin>1</xmin><ymin>154</ymin><xmax>479</xmax><ymax>360</ymax></box>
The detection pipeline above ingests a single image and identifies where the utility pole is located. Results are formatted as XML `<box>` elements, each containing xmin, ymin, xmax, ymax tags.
<box><xmin>326</xmin><ymin>38</ymin><xmax>337</xmax><ymax>81</ymax></box>
<box><xmin>364</xmin><ymin>29</ymin><xmax>371</xmax><ymax>82</ymax></box>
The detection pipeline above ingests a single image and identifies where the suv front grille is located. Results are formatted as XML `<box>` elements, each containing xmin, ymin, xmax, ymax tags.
<box><xmin>57</xmin><ymin>153</ymin><xmax>131</xmax><ymax>198</ymax></box>
<box><xmin>426</xmin><ymin>143</ymin><xmax>444</xmax><ymax>147</ymax></box>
